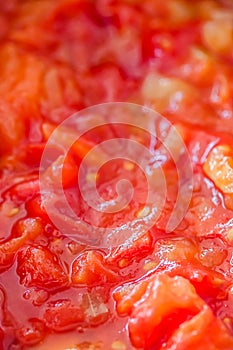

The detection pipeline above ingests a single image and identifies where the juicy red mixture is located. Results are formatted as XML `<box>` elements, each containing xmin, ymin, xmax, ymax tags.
<box><xmin>1</xmin><ymin>1</ymin><xmax>233</xmax><ymax>349</ymax></box>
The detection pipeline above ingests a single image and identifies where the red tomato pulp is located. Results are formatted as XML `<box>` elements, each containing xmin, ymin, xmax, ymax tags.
<box><xmin>0</xmin><ymin>1</ymin><xmax>233</xmax><ymax>349</ymax></box>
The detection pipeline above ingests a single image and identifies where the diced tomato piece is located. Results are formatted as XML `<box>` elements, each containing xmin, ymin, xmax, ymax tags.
<box><xmin>61</xmin><ymin>153</ymin><xmax>78</xmax><ymax>188</ymax></box>
<box><xmin>42</xmin><ymin>122</ymin><xmax>56</xmax><ymax>140</ymax></box>
<box><xmin>43</xmin><ymin>299</ymin><xmax>84</xmax><ymax>332</ymax></box>
<box><xmin>71</xmin><ymin>136</ymin><xmax>96</xmax><ymax>163</ymax></box>
<box><xmin>150</xmin><ymin>237</ymin><xmax>228</xmax><ymax>298</ymax></box>
<box><xmin>106</xmin><ymin>232</ymin><xmax>153</xmax><ymax>267</ymax></box>
<box><xmin>142</xmin><ymin>30</ymin><xmax>174</xmax><ymax>62</ymax></box>
<box><xmin>0</xmin><ymin>218</ymin><xmax>44</xmax><ymax>269</ymax></box>
<box><xmin>23</xmin><ymin>143</ymin><xmax>46</xmax><ymax>166</ymax></box>
<box><xmin>43</xmin><ymin>153</ymin><xmax>78</xmax><ymax>189</ymax></box>
<box><xmin>12</xmin><ymin>217</ymin><xmax>44</xmax><ymax>240</ymax></box>
<box><xmin>15</xmin><ymin>319</ymin><xmax>45</xmax><ymax>346</ymax></box>
<box><xmin>114</xmin><ymin>274</ymin><xmax>204</xmax><ymax>349</ymax></box>
<box><xmin>71</xmin><ymin>251</ymin><xmax>119</xmax><ymax>286</ymax></box>
<box><xmin>42</xmin><ymin>122</ymin><xmax>97</xmax><ymax>164</ymax></box>
<box><xmin>168</xmin><ymin>262</ymin><xmax>227</xmax><ymax>298</ymax></box>
<box><xmin>0</xmin><ymin>100</ymin><xmax>25</xmax><ymax>154</ymax></box>
<box><xmin>82</xmin><ymin>63</ymin><xmax>127</xmax><ymax>105</ymax></box>
<box><xmin>153</xmin><ymin>237</ymin><xmax>199</xmax><ymax>262</ymax></box>
<box><xmin>163</xmin><ymin>305</ymin><xmax>233</xmax><ymax>350</ymax></box>
<box><xmin>26</xmin><ymin>194</ymin><xmax>51</xmax><ymax>222</ymax></box>
<box><xmin>7</xmin><ymin>178</ymin><xmax>40</xmax><ymax>203</ymax></box>
<box><xmin>114</xmin><ymin>279</ymin><xmax>149</xmax><ymax>316</ymax></box>
<box><xmin>204</xmin><ymin>145</ymin><xmax>233</xmax><ymax>194</ymax></box>
<box><xmin>17</xmin><ymin>245</ymin><xmax>69</xmax><ymax>291</ymax></box>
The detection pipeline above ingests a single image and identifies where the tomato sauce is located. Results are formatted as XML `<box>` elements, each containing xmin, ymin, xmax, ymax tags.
<box><xmin>0</xmin><ymin>1</ymin><xmax>233</xmax><ymax>349</ymax></box>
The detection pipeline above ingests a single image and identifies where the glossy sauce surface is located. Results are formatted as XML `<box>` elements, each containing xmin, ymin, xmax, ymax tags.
<box><xmin>0</xmin><ymin>1</ymin><xmax>233</xmax><ymax>349</ymax></box>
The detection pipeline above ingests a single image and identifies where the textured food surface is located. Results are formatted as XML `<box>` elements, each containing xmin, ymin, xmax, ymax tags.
<box><xmin>0</xmin><ymin>0</ymin><xmax>233</xmax><ymax>349</ymax></box>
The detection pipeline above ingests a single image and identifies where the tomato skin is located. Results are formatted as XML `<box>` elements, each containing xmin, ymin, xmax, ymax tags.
<box><xmin>43</xmin><ymin>299</ymin><xmax>84</xmax><ymax>332</ymax></box>
<box><xmin>17</xmin><ymin>245</ymin><xmax>69</xmax><ymax>291</ymax></box>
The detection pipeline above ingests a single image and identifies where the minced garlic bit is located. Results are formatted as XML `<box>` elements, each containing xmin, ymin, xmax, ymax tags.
<box><xmin>123</xmin><ymin>161</ymin><xmax>135</xmax><ymax>171</ymax></box>
<box><xmin>226</xmin><ymin>228</ymin><xmax>233</xmax><ymax>243</ymax></box>
<box><xmin>224</xmin><ymin>317</ymin><xmax>232</xmax><ymax>330</ymax></box>
<box><xmin>86</xmin><ymin>172</ymin><xmax>98</xmax><ymax>183</ymax></box>
<box><xmin>143</xmin><ymin>261</ymin><xmax>157</xmax><ymax>271</ymax></box>
<box><xmin>7</xmin><ymin>207</ymin><xmax>19</xmax><ymax>217</ymax></box>
<box><xmin>213</xmin><ymin>277</ymin><xmax>224</xmax><ymax>286</ymax></box>
<box><xmin>136</xmin><ymin>206</ymin><xmax>150</xmax><ymax>219</ymax></box>
<box><xmin>118</xmin><ymin>258</ymin><xmax>129</xmax><ymax>268</ymax></box>
<box><xmin>111</xmin><ymin>340</ymin><xmax>127</xmax><ymax>350</ymax></box>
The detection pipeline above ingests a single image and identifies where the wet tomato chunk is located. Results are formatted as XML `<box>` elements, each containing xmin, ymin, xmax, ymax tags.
<box><xmin>114</xmin><ymin>274</ymin><xmax>233</xmax><ymax>349</ymax></box>
<box><xmin>43</xmin><ymin>299</ymin><xmax>84</xmax><ymax>332</ymax></box>
<box><xmin>71</xmin><ymin>251</ymin><xmax>119</xmax><ymax>285</ymax></box>
<box><xmin>17</xmin><ymin>245</ymin><xmax>69</xmax><ymax>291</ymax></box>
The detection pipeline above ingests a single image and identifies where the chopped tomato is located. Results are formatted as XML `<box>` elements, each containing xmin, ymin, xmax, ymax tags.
<box><xmin>15</xmin><ymin>319</ymin><xmax>45</xmax><ymax>346</ymax></box>
<box><xmin>0</xmin><ymin>0</ymin><xmax>233</xmax><ymax>349</ymax></box>
<box><xmin>17</xmin><ymin>245</ymin><xmax>69</xmax><ymax>291</ymax></box>
<box><xmin>43</xmin><ymin>299</ymin><xmax>84</xmax><ymax>332</ymax></box>
<box><xmin>163</xmin><ymin>306</ymin><xmax>233</xmax><ymax>350</ymax></box>
<box><xmin>106</xmin><ymin>232</ymin><xmax>153</xmax><ymax>267</ymax></box>
<box><xmin>114</xmin><ymin>273</ymin><xmax>233</xmax><ymax>349</ymax></box>
<box><xmin>71</xmin><ymin>251</ymin><xmax>119</xmax><ymax>285</ymax></box>
<box><xmin>0</xmin><ymin>218</ymin><xmax>43</xmax><ymax>269</ymax></box>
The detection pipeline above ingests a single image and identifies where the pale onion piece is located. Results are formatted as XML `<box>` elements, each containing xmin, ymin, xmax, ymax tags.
<box><xmin>226</xmin><ymin>228</ymin><xmax>233</xmax><ymax>243</ymax></box>
<box><xmin>203</xmin><ymin>145</ymin><xmax>233</xmax><ymax>194</ymax></box>
<box><xmin>202</xmin><ymin>20</ymin><xmax>233</xmax><ymax>54</ymax></box>
<box><xmin>7</xmin><ymin>207</ymin><xmax>19</xmax><ymax>217</ymax></box>
<box><xmin>111</xmin><ymin>340</ymin><xmax>127</xmax><ymax>350</ymax></box>
<box><xmin>141</xmin><ymin>73</ymin><xmax>196</xmax><ymax>111</ymax></box>
<box><xmin>84</xmin><ymin>293</ymin><xmax>109</xmax><ymax>324</ymax></box>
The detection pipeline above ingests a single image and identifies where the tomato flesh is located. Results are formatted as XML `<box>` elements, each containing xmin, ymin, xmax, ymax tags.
<box><xmin>1</xmin><ymin>1</ymin><xmax>233</xmax><ymax>349</ymax></box>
